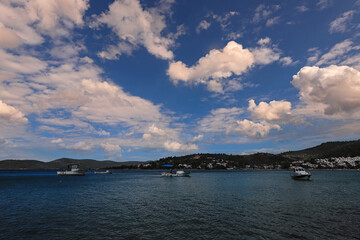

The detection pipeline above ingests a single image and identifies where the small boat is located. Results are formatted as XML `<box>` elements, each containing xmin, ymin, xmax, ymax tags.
<box><xmin>57</xmin><ymin>164</ymin><xmax>86</xmax><ymax>176</ymax></box>
<box><xmin>291</xmin><ymin>167</ymin><xmax>311</xmax><ymax>180</ymax></box>
<box><xmin>161</xmin><ymin>170</ymin><xmax>190</xmax><ymax>177</ymax></box>
<box><xmin>94</xmin><ymin>170</ymin><xmax>112</xmax><ymax>174</ymax></box>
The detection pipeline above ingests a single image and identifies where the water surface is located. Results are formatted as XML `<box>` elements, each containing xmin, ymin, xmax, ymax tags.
<box><xmin>1</xmin><ymin>170</ymin><xmax>359</xmax><ymax>239</ymax></box>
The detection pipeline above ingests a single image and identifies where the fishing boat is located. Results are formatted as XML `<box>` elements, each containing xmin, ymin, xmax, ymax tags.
<box><xmin>94</xmin><ymin>170</ymin><xmax>112</xmax><ymax>174</ymax></box>
<box><xmin>57</xmin><ymin>164</ymin><xmax>86</xmax><ymax>176</ymax></box>
<box><xmin>291</xmin><ymin>167</ymin><xmax>311</xmax><ymax>180</ymax></box>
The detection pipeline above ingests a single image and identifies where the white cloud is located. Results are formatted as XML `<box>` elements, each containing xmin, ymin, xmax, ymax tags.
<box><xmin>0</xmin><ymin>100</ymin><xmax>28</xmax><ymax>124</ymax></box>
<box><xmin>142</xmin><ymin>133</ymin><xmax>152</xmax><ymax>140</ymax></box>
<box><xmin>292</xmin><ymin>65</ymin><xmax>360</xmax><ymax>116</ymax></box>
<box><xmin>68</xmin><ymin>141</ymin><xmax>93</xmax><ymax>151</ymax></box>
<box><xmin>168</xmin><ymin>41</ymin><xmax>255</xmax><ymax>90</ymax></box>
<box><xmin>266</xmin><ymin>16</ymin><xmax>280</xmax><ymax>27</ymax></box>
<box><xmin>253</xmin><ymin>4</ymin><xmax>280</xmax><ymax>24</ymax></box>
<box><xmin>148</xmin><ymin>124</ymin><xmax>166</xmax><ymax>135</ymax></box>
<box><xmin>317</xmin><ymin>0</ymin><xmax>332</xmax><ymax>10</ymax></box>
<box><xmin>100</xmin><ymin>142</ymin><xmax>121</xmax><ymax>152</ymax></box>
<box><xmin>315</xmin><ymin>39</ymin><xmax>360</xmax><ymax>67</ymax></box>
<box><xmin>97</xmin><ymin>42</ymin><xmax>133</xmax><ymax>60</ymax></box>
<box><xmin>0</xmin><ymin>23</ymin><xmax>22</xmax><ymax>49</ymax></box>
<box><xmin>307</xmin><ymin>47</ymin><xmax>321</xmax><ymax>65</ymax></box>
<box><xmin>0</xmin><ymin>0</ymin><xmax>89</xmax><ymax>43</ymax></box>
<box><xmin>224</xmin><ymin>32</ymin><xmax>242</xmax><ymax>41</ymax></box>
<box><xmin>296</xmin><ymin>5</ymin><xmax>309</xmax><ymax>12</ymax></box>
<box><xmin>211</xmin><ymin>11</ymin><xmax>239</xmax><ymax>29</ymax></box>
<box><xmin>192</xmin><ymin>134</ymin><xmax>203</xmax><ymax>142</ymax></box>
<box><xmin>198</xmin><ymin>107</ymin><xmax>244</xmax><ymax>133</ymax></box>
<box><xmin>51</xmin><ymin>138</ymin><xmax>63</xmax><ymax>144</ymax></box>
<box><xmin>167</xmin><ymin>39</ymin><xmax>287</xmax><ymax>92</ymax></box>
<box><xmin>95</xmin><ymin>0</ymin><xmax>174</xmax><ymax>60</ymax></box>
<box><xmin>257</xmin><ymin>37</ymin><xmax>271</xmax><ymax>45</ymax></box>
<box><xmin>234</xmin><ymin>119</ymin><xmax>281</xmax><ymax>138</ymax></box>
<box><xmin>280</xmin><ymin>57</ymin><xmax>294</xmax><ymax>66</ymax></box>
<box><xmin>26</xmin><ymin>0</ymin><xmax>89</xmax><ymax>37</ymax></box>
<box><xmin>0</xmin><ymin>49</ymin><xmax>47</xmax><ymax>74</ymax></box>
<box><xmin>196</xmin><ymin>20</ymin><xmax>211</xmax><ymax>34</ymax></box>
<box><xmin>248</xmin><ymin>99</ymin><xmax>292</xmax><ymax>121</ymax></box>
<box><xmin>329</xmin><ymin>10</ymin><xmax>355</xmax><ymax>33</ymax></box>
<box><xmin>251</xmin><ymin>38</ymin><xmax>281</xmax><ymax>65</ymax></box>
<box><xmin>163</xmin><ymin>141</ymin><xmax>198</xmax><ymax>152</ymax></box>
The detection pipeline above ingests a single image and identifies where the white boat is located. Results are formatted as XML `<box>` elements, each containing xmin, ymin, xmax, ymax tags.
<box><xmin>57</xmin><ymin>164</ymin><xmax>86</xmax><ymax>176</ymax></box>
<box><xmin>161</xmin><ymin>170</ymin><xmax>190</xmax><ymax>177</ymax></box>
<box><xmin>291</xmin><ymin>167</ymin><xmax>311</xmax><ymax>180</ymax></box>
<box><xmin>94</xmin><ymin>170</ymin><xmax>112</xmax><ymax>174</ymax></box>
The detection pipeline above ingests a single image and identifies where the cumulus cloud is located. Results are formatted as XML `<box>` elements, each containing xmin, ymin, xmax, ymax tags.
<box><xmin>329</xmin><ymin>10</ymin><xmax>355</xmax><ymax>33</ymax></box>
<box><xmin>95</xmin><ymin>0</ymin><xmax>174</xmax><ymax>60</ymax></box>
<box><xmin>0</xmin><ymin>100</ymin><xmax>28</xmax><ymax>124</ymax></box>
<box><xmin>167</xmin><ymin>38</ymin><xmax>288</xmax><ymax>92</ymax></box>
<box><xmin>168</xmin><ymin>41</ymin><xmax>255</xmax><ymax>92</ymax></box>
<box><xmin>234</xmin><ymin>119</ymin><xmax>281</xmax><ymax>138</ymax></box>
<box><xmin>248</xmin><ymin>99</ymin><xmax>291</xmax><ymax>121</ymax></box>
<box><xmin>292</xmin><ymin>65</ymin><xmax>360</xmax><ymax>116</ymax></box>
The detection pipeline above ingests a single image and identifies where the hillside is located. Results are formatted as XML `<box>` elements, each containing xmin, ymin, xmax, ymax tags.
<box><xmin>280</xmin><ymin>140</ymin><xmax>360</xmax><ymax>161</ymax></box>
<box><xmin>0</xmin><ymin>158</ymin><xmax>140</xmax><ymax>170</ymax></box>
<box><xmin>1</xmin><ymin>139</ymin><xmax>360</xmax><ymax>170</ymax></box>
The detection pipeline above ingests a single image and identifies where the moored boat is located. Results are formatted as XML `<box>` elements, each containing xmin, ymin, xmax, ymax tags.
<box><xmin>57</xmin><ymin>164</ymin><xmax>86</xmax><ymax>176</ymax></box>
<box><xmin>161</xmin><ymin>170</ymin><xmax>190</xmax><ymax>177</ymax></box>
<box><xmin>291</xmin><ymin>167</ymin><xmax>311</xmax><ymax>180</ymax></box>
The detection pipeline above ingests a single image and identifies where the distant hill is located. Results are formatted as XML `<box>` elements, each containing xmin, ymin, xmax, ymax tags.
<box><xmin>0</xmin><ymin>158</ymin><xmax>141</xmax><ymax>170</ymax></box>
<box><xmin>280</xmin><ymin>140</ymin><xmax>360</xmax><ymax>161</ymax></box>
<box><xmin>1</xmin><ymin>139</ymin><xmax>360</xmax><ymax>169</ymax></box>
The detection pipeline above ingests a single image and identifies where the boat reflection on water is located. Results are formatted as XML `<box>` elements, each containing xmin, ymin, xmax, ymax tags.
<box><xmin>94</xmin><ymin>170</ymin><xmax>112</xmax><ymax>174</ymax></box>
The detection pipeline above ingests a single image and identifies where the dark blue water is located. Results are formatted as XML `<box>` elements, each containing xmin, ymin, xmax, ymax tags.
<box><xmin>1</xmin><ymin>170</ymin><xmax>359</xmax><ymax>239</ymax></box>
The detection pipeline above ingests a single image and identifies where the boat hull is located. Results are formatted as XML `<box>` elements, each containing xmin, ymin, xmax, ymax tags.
<box><xmin>57</xmin><ymin>171</ymin><xmax>85</xmax><ymax>176</ymax></box>
<box><xmin>161</xmin><ymin>171</ymin><xmax>190</xmax><ymax>177</ymax></box>
<box><xmin>291</xmin><ymin>174</ymin><xmax>311</xmax><ymax>180</ymax></box>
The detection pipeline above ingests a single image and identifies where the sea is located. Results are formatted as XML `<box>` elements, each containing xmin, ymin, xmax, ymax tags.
<box><xmin>0</xmin><ymin>170</ymin><xmax>359</xmax><ymax>240</ymax></box>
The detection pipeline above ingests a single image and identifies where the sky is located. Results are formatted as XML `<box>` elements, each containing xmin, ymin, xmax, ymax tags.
<box><xmin>1</xmin><ymin>0</ymin><xmax>360</xmax><ymax>161</ymax></box>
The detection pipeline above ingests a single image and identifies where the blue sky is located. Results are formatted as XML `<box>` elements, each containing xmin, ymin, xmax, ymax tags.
<box><xmin>1</xmin><ymin>0</ymin><xmax>360</xmax><ymax>161</ymax></box>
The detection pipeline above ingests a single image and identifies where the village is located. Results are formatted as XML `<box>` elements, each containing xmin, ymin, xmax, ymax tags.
<box><xmin>136</xmin><ymin>154</ymin><xmax>360</xmax><ymax>170</ymax></box>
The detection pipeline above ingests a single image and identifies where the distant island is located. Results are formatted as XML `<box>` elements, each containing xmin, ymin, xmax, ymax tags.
<box><xmin>1</xmin><ymin>139</ymin><xmax>360</xmax><ymax>170</ymax></box>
